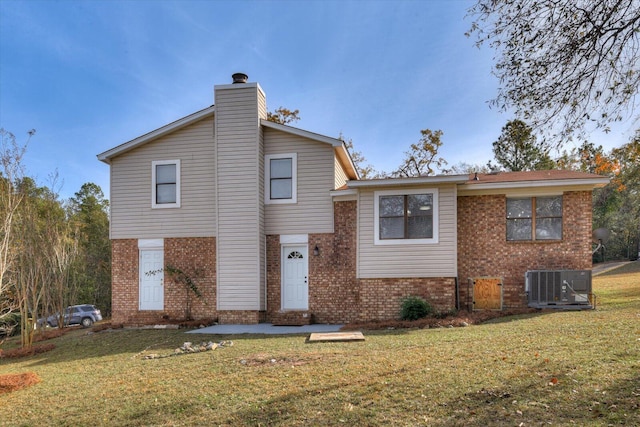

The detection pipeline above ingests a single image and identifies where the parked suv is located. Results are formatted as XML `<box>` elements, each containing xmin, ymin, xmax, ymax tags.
<box><xmin>44</xmin><ymin>305</ymin><xmax>102</xmax><ymax>328</ymax></box>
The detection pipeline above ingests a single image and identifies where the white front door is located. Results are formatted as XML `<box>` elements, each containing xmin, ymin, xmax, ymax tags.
<box><xmin>139</xmin><ymin>249</ymin><xmax>164</xmax><ymax>310</ymax></box>
<box><xmin>282</xmin><ymin>245</ymin><xmax>308</xmax><ymax>310</ymax></box>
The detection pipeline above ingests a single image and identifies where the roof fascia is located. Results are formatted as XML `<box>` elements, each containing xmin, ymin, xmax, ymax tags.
<box><xmin>260</xmin><ymin>119</ymin><xmax>360</xmax><ymax>180</ymax></box>
<box><xmin>260</xmin><ymin>119</ymin><xmax>343</xmax><ymax>147</ymax></box>
<box><xmin>347</xmin><ymin>175</ymin><xmax>468</xmax><ymax>188</ymax></box>
<box><xmin>97</xmin><ymin>105</ymin><xmax>216</xmax><ymax>164</ymax></box>
<box><xmin>457</xmin><ymin>177</ymin><xmax>610</xmax><ymax>195</ymax></box>
<box><xmin>335</xmin><ymin>144</ymin><xmax>359</xmax><ymax>180</ymax></box>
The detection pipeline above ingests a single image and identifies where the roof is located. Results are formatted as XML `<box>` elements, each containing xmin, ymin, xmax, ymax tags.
<box><xmin>332</xmin><ymin>170</ymin><xmax>609</xmax><ymax>198</ymax></box>
<box><xmin>458</xmin><ymin>170</ymin><xmax>610</xmax><ymax>194</ymax></box>
<box><xmin>96</xmin><ymin>107</ymin><xmax>358</xmax><ymax>180</ymax></box>
<box><xmin>260</xmin><ymin>120</ymin><xmax>359</xmax><ymax>180</ymax></box>
<box><xmin>347</xmin><ymin>174</ymin><xmax>468</xmax><ymax>188</ymax></box>
<box><xmin>464</xmin><ymin>170</ymin><xmax>609</xmax><ymax>184</ymax></box>
<box><xmin>97</xmin><ymin>106</ymin><xmax>216</xmax><ymax>164</ymax></box>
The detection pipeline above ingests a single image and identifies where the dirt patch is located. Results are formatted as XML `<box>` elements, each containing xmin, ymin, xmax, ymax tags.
<box><xmin>0</xmin><ymin>372</ymin><xmax>41</xmax><ymax>394</ymax></box>
<box><xmin>341</xmin><ymin>308</ymin><xmax>539</xmax><ymax>331</ymax></box>
<box><xmin>239</xmin><ymin>353</ymin><xmax>326</xmax><ymax>367</ymax></box>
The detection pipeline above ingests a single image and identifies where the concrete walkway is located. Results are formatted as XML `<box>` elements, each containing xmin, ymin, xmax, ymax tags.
<box><xmin>592</xmin><ymin>261</ymin><xmax>634</xmax><ymax>276</ymax></box>
<box><xmin>187</xmin><ymin>323</ymin><xmax>344</xmax><ymax>335</ymax></box>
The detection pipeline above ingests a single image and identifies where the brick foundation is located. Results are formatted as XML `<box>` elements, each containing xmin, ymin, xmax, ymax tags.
<box><xmin>218</xmin><ymin>310</ymin><xmax>263</xmax><ymax>324</ymax></box>
<box><xmin>457</xmin><ymin>192</ymin><xmax>593</xmax><ymax>310</ymax></box>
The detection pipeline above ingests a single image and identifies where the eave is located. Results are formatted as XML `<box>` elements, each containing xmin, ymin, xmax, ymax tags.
<box><xmin>97</xmin><ymin>105</ymin><xmax>216</xmax><ymax>164</ymax></box>
<box><xmin>346</xmin><ymin>175</ymin><xmax>469</xmax><ymax>188</ymax></box>
<box><xmin>260</xmin><ymin>119</ymin><xmax>358</xmax><ymax>180</ymax></box>
<box><xmin>457</xmin><ymin>177</ymin><xmax>610</xmax><ymax>196</ymax></box>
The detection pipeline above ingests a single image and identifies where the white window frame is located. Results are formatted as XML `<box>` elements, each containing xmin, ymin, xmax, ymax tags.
<box><xmin>152</xmin><ymin>159</ymin><xmax>181</xmax><ymax>209</ymax></box>
<box><xmin>374</xmin><ymin>188</ymin><xmax>439</xmax><ymax>245</ymax></box>
<box><xmin>265</xmin><ymin>153</ymin><xmax>297</xmax><ymax>204</ymax></box>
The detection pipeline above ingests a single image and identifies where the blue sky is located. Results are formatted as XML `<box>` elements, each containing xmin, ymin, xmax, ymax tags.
<box><xmin>0</xmin><ymin>0</ymin><xmax>635</xmax><ymax>199</ymax></box>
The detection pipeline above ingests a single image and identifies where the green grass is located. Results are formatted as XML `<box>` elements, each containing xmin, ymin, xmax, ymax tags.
<box><xmin>2</xmin><ymin>263</ymin><xmax>639</xmax><ymax>426</ymax></box>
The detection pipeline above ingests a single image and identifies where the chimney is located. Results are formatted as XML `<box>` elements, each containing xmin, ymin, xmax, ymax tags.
<box><xmin>232</xmin><ymin>72</ymin><xmax>248</xmax><ymax>84</ymax></box>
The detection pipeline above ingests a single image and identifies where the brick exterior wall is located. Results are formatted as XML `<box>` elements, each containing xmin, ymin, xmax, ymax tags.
<box><xmin>265</xmin><ymin>201</ymin><xmax>360</xmax><ymax>324</ymax></box>
<box><xmin>111</xmin><ymin>237</ymin><xmax>216</xmax><ymax>325</ymax></box>
<box><xmin>111</xmin><ymin>191</ymin><xmax>593</xmax><ymax>324</ymax></box>
<box><xmin>111</xmin><ymin>239</ymin><xmax>138</xmax><ymax>324</ymax></box>
<box><xmin>457</xmin><ymin>191</ymin><xmax>593</xmax><ymax>310</ymax></box>
<box><xmin>266</xmin><ymin>200</ymin><xmax>457</xmax><ymax>324</ymax></box>
<box><xmin>358</xmin><ymin>278</ymin><xmax>456</xmax><ymax>321</ymax></box>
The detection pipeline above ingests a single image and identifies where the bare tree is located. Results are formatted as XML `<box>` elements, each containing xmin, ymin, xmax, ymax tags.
<box><xmin>0</xmin><ymin>129</ymin><xmax>32</xmax><ymax>316</ymax></box>
<box><xmin>394</xmin><ymin>129</ymin><xmax>447</xmax><ymax>177</ymax></box>
<box><xmin>467</xmin><ymin>1</ymin><xmax>640</xmax><ymax>142</ymax></box>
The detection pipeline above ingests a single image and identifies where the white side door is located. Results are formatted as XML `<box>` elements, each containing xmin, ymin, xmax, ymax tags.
<box><xmin>139</xmin><ymin>249</ymin><xmax>164</xmax><ymax>310</ymax></box>
<box><xmin>282</xmin><ymin>245</ymin><xmax>308</xmax><ymax>310</ymax></box>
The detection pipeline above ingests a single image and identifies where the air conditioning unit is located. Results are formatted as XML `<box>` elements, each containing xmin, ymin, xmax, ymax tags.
<box><xmin>525</xmin><ymin>270</ymin><xmax>594</xmax><ymax>309</ymax></box>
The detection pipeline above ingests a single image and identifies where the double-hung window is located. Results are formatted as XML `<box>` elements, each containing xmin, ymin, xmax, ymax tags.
<box><xmin>265</xmin><ymin>153</ymin><xmax>297</xmax><ymax>204</ymax></box>
<box><xmin>506</xmin><ymin>196</ymin><xmax>562</xmax><ymax>241</ymax></box>
<box><xmin>152</xmin><ymin>160</ymin><xmax>181</xmax><ymax>208</ymax></box>
<box><xmin>374</xmin><ymin>189</ymin><xmax>438</xmax><ymax>245</ymax></box>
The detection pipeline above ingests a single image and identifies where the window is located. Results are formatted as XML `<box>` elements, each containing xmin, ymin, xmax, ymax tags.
<box><xmin>152</xmin><ymin>160</ymin><xmax>180</xmax><ymax>208</ymax></box>
<box><xmin>374</xmin><ymin>189</ymin><xmax>438</xmax><ymax>245</ymax></box>
<box><xmin>506</xmin><ymin>196</ymin><xmax>562</xmax><ymax>241</ymax></box>
<box><xmin>265</xmin><ymin>153</ymin><xmax>297</xmax><ymax>204</ymax></box>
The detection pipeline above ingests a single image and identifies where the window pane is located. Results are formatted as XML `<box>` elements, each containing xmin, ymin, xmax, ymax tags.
<box><xmin>156</xmin><ymin>184</ymin><xmax>176</xmax><ymax>203</ymax></box>
<box><xmin>507</xmin><ymin>198</ymin><xmax>532</xmax><ymax>218</ymax></box>
<box><xmin>408</xmin><ymin>215</ymin><xmax>433</xmax><ymax>238</ymax></box>
<box><xmin>536</xmin><ymin>196</ymin><xmax>562</xmax><ymax>217</ymax></box>
<box><xmin>270</xmin><ymin>158</ymin><xmax>292</xmax><ymax>179</ymax></box>
<box><xmin>380</xmin><ymin>217</ymin><xmax>404</xmax><ymax>239</ymax></box>
<box><xmin>408</xmin><ymin>194</ymin><xmax>432</xmax><ymax>216</ymax></box>
<box><xmin>507</xmin><ymin>218</ymin><xmax>532</xmax><ymax>240</ymax></box>
<box><xmin>271</xmin><ymin>178</ymin><xmax>292</xmax><ymax>199</ymax></box>
<box><xmin>380</xmin><ymin>196</ymin><xmax>404</xmax><ymax>217</ymax></box>
<box><xmin>156</xmin><ymin>164</ymin><xmax>176</xmax><ymax>184</ymax></box>
<box><xmin>536</xmin><ymin>218</ymin><xmax>562</xmax><ymax>240</ymax></box>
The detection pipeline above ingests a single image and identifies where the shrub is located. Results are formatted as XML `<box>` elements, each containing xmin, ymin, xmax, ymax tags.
<box><xmin>400</xmin><ymin>296</ymin><xmax>433</xmax><ymax>321</ymax></box>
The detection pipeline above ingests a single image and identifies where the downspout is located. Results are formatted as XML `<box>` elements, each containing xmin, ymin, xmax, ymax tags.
<box><xmin>454</xmin><ymin>277</ymin><xmax>459</xmax><ymax>311</ymax></box>
<box><xmin>264</xmin><ymin>238</ymin><xmax>267</xmax><ymax>318</ymax></box>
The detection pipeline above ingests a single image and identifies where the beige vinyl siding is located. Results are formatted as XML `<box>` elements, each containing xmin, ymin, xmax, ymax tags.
<box><xmin>109</xmin><ymin>117</ymin><xmax>215</xmax><ymax>239</ymax></box>
<box><xmin>264</xmin><ymin>127</ymin><xmax>335</xmax><ymax>235</ymax></box>
<box><xmin>335</xmin><ymin>154</ymin><xmax>349</xmax><ymax>189</ymax></box>
<box><xmin>215</xmin><ymin>84</ymin><xmax>264</xmax><ymax>310</ymax></box>
<box><xmin>258</xmin><ymin>108</ymin><xmax>266</xmax><ymax>310</ymax></box>
<box><xmin>357</xmin><ymin>184</ymin><xmax>458</xmax><ymax>278</ymax></box>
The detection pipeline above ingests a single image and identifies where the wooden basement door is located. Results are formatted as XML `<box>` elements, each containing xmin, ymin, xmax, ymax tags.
<box><xmin>473</xmin><ymin>277</ymin><xmax>503</xmax><ymax>310</ymax></box>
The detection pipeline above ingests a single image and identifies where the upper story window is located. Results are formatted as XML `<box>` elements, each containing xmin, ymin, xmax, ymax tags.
<box><xmin>265</xmin><ymin>153</ymin><xmax>297</xmax><ymax>204</ymax></box>
<box><xmin>152</xmin><ymin>160</ymin><xmax>181</xmax><ymax>208</ymax></box>
<box><xmin>374</xmin><ymin>188</ymin><xmax>439</xmax><ymax>245</ymax></box>
<box><xmin>506</xmin><ymin>196</ymin><xmax>562</xmax><ymax>241</ymax></box>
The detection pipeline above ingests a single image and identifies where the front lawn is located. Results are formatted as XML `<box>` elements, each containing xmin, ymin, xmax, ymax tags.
<box><xmin>1</xmin><ymin>262</ymin><xmax>639</xmax><ymax>426</ymax></box>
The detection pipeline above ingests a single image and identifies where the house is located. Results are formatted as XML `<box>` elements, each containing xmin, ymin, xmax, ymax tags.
<box><xmin>97</xmin><ymin>74</ymin><xmax>609</xmax><ymax>325</ymax></box>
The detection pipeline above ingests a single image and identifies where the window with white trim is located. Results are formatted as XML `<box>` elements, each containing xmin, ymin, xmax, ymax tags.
<box><xmin>374</xmin><ymin>188</ymin><xmax>439</xmax><ymax>245</ymax></box>
<box><xmin>265</xmin><ymin>153</ymin><xmax>297</xmax><ymax>204</ymax></box>
<box><xmin>152</xmin><ymin>160</ymin><xmax>180</xmax><ymax>208</ymax></box>
<box><xmin>506</xmin><ymin>196</ymin><xmax>562</xmax><ymax>241</ymax></box>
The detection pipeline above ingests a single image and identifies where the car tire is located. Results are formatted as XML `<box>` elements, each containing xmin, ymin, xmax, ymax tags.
<box><xmin>81</xmin><ymin>318</ymin><xmax>94</xmax><ymax>328</ymax></box>
<box><xmin>47</xmin><ymin>321</ymin><xmax>54</xmax><ymax>328</ymax></box>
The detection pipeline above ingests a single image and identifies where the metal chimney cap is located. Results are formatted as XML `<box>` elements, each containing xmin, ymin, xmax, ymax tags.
<box><xmin>232</xmin><ymin>73</ymin><xmax>248</xmax><ymax>84</ymax></box>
